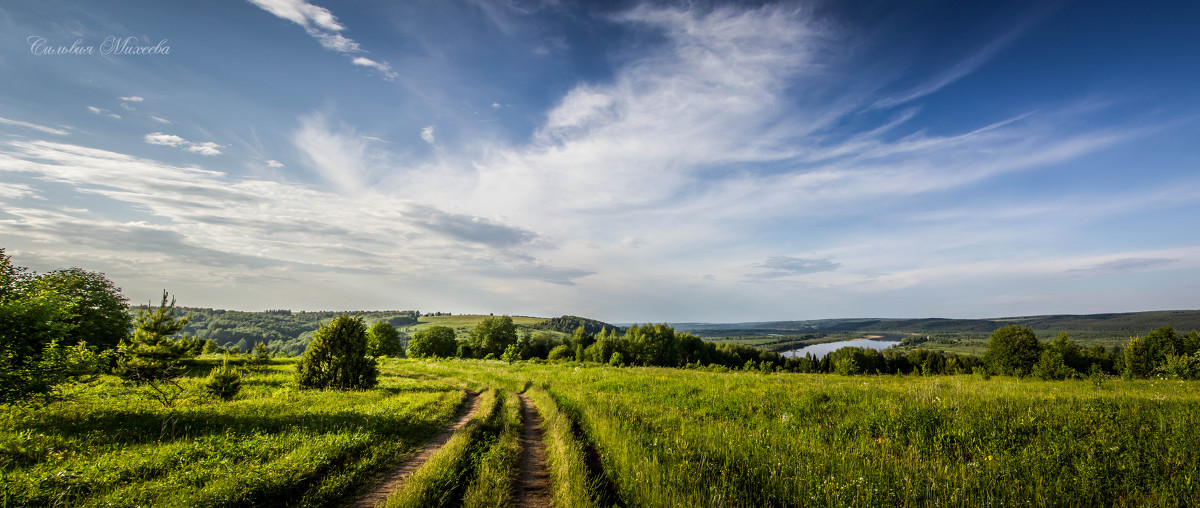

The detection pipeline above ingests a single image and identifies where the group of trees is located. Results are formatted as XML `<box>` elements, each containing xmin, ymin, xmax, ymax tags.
<box><xmin>403</xmin><ymin>317</ymin><xmax>981</xmax><ymax>374</ymax></box>
<box><xmin>1</xmin><ymin>250</ymin><xmax>129</xmax><ymax>403</ymax></box>
<box><xmin>983</xmin><ymin>324</ymin><xmax>1199</xmax><ymax>380</ymax></box>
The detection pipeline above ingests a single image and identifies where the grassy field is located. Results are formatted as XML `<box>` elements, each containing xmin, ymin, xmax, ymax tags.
<box><xmin>5</xmin><ymin>357</ymin><xmax>1198</xmax><ymax>507</ymax></box>
<box><xmin>0</xmin><ymin>359</ymin><xmax>465</xmax><ymax>507</ymax></box>
<box><xmin>394</xmin><ymin>359</ymin><xmax>1200</xmax><ymax>507</ymax></box>
<box><xmin>401</xmin><ymin>315</ymin><xmax>550</xmax><ymax>336</ymax></box>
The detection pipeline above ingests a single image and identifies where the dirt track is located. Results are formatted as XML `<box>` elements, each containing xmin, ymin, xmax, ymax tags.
<box><xmin>352</xmin><ymin>390</ymin><xmax>480</xmax><ymax>508</ymax></box>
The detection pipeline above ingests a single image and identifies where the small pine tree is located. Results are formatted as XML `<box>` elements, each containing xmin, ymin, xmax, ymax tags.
<box><xmin>204</xmin><ymin>357</ymin><xmax>242</xmax><ymax>401</ymax></box>
<box><xmin>296</xmin><ymin>315</ymin><xmax>377</xmax><ymax>390</ymax></box>
<box><xmin>116</xmin><ymin>291</ymin><xmax>194</xmax><ymax>407</ymax></box>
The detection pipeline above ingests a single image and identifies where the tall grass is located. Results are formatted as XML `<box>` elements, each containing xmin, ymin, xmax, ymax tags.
<box><xmin>0</xmin><ymin>360</ymin><xmax>462</xmax><ymax>507</ymax></box>
<box><xmin>462</xmin><ymin>389</ymin><xmax>522</xmax><ymax>508</ymax></box>
<box><xmin>393</xmin><ymin>359</ymin><xmax>1200</xmax><ymax>507</ymax></box>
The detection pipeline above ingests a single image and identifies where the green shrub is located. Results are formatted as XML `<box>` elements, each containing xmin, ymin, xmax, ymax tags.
<box><xmin>296</xmin><ymin>315</ymin><xmax>377</xmax><ymax>390</ymax></box>
<box><xmin>204</xmin><ymin>357</ymin><xmax>242</xmax><ymax>400</ymax></box>
<box><xmin>548</xmin><ymin>344</ymin><xmax>573</xmax><ymax>362</ymax></box>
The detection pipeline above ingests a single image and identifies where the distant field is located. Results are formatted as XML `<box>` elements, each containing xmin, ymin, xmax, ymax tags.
<box><xmin>401</xmin><ymin>315</ymin><xmax>550</xmax><ymax>337</ymax></box>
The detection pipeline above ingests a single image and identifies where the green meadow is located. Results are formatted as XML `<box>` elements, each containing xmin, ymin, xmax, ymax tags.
<box><xmin>4</xmin><ymin>357</ymin><xmax>1199</xmax><ymax>507</ymax></box>
<box><xmin>394</xmin><ymin>359</ymin><xmax>1200</xmax><ymax>508</ymax></box>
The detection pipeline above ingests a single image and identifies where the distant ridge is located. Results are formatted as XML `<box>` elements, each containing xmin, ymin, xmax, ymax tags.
<box><xmin>672</xmin><ymin>309</ymin><xmax>1200</xmax><ymax>336</ymax></box>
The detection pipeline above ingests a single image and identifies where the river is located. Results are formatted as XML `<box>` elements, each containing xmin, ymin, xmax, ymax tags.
<box><xmin>782</xmin><ymin>339</ymin><xmax>900</xmax><ymax>359</ymax></box>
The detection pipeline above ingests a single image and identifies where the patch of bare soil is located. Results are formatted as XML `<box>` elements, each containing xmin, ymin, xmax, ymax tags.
<box><xmin>351</xmin><ymin>390</ymin><xmax>480</xmax><ymax>508</ymax></box>
<box><xmin>516</xmin><ymin>394</ymin><xmax>551</xmax><ymax>508</ymax></box>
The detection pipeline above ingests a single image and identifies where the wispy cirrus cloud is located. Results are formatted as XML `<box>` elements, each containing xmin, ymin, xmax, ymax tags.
<box><xmin>0</xmin><ymin>115</ymin><xmax>70</xmax><ymax>136</ymax></box>
<box><xmin>247</xmin><ymin>0</ymin><xmax>396</xmax><ymax>80</ymax></box>
<box><xmin>1070</xmin><ymin>257</ymin><xmax>1178</xmax><ymax>275</ymax></box>
<box><xmin>749</xmin><ymin>256</ymin><xmax>840</xmax><ymax>279</ymax></box>
<box><xmin>0</xmin><ymin>139</ymin><xmax>590</xmax><ymax>292</ymax></box>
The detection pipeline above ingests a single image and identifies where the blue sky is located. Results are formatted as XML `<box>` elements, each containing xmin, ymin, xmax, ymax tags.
<box><xmin>1</xmin><ymin>0</ymin><xmax>1198</xmax><ymax>322</ymax></box>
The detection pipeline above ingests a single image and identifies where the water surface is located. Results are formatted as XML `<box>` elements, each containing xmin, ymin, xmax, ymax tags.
<box><xmin>783</xmin><ymin>339</ymin><xmax>899</xmax><ymax>359</ymax></box>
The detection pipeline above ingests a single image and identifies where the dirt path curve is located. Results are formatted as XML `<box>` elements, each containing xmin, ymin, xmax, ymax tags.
<box><xmin>352</xmin><ymin>390</ymin><xmax>480</xmax><ymax>508</ymax></box>
<box><xmin>516</xmin><ymin>393</ymin><xmax>552</xmax><ymax>508</ymax></box>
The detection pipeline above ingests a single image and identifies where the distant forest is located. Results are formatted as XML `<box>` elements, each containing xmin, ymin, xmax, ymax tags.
<box><xmin>129</xmin><ymin>307</ymin><xmax>1200</xmax><ymax>357</ymax></box>
<box><xmin>149</xmin><ymin>307</ymin><xmax>421</xmax><ymax>355</ymax></box>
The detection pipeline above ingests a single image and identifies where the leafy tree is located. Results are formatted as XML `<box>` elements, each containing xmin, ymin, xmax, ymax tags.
<box><xmin>984</xmin><ymin>325</ymin><xmax>1042</xmax><ymax>376</ymax></box>
<box><xmin>115</xmin><ymin>291</ymin><xmax>196</xmax><ymax>407</ymax></box>
<box><xmin>1142</xmin><ymin>326</ymin><xmax>1180</xmax><ymax>368</ymax></box>
<box><xmin>366</xmin><ymin>321</ymin><xmax>405</xmax><ymax>357</ymax></box>
<box><xmin>502</xmin><ymin>344</ymin><xmax>520</xmax><ymax>364</ymax></box>
<box><xmin>625</xmin><ymin>324</ymin><xmax>680</xmax><ymax>367</ymax></box>
<box><xmin>295</xmin><ymin>315</ymin><xmax>377</xmax><ymax>390</ymax></box>
<box><xmin>467</xmin><ymin>315</ymin><xmax>518</xmax><ymax>358</ymax></box>
<box><xmin>38</xmin><ymin>267</ymin><xmax>130</xmax><ymax>350</ymax></box>
<box><xmin>408</xmin><ymin>325</ymin><xmax>458</xmax><ymax>359</ymax></box>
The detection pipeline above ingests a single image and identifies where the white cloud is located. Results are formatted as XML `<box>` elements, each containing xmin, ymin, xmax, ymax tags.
<box><xmin>186</xmin><ymin>142</ymin><xmax>224</xmax><ymax>156</ymax></box>
<box><xmin>119</xmin><ymin>96</ymin><xmax>144</xmax><ymax>102</ymax></box>
<box><xmin>144</xmin><ymin>132</ymin><xmax>221</xmax><ymax>155</ymax></box>
<box><xmin>87</xmin><ymin>106</ymin><xmax>103</xmax><ymax>115</ymax></box>
<box><xmin>351</xmin><ymin>56</ymin><xmax>397</xmax><ymax>80</ymax></box>
<box><xmin>293</xmin><ymin>112</ymin><xmax>372</xmax><ymax>192</ymax></box>
<box><xmin>150</xmin><ymin>116</ymin><xmax>172</xmax><ymax>124</ymax></box>
<box><xmin>0</xmin><ymin>115</ymin><xmax>69</xmax><ymax>136</ymax></box>
<box><xmin>107</xmin><ymin>113</ymin><xmax>122</xmax><ymax>120</ymax></box>
<box><xmin>247</xmin><ymin>0</ymin><xmax>395</xmax><ymax>80</ymax></box>
<box><xmin>0</xmin><ymin>139</ymin><xmax>588</xmax><ymax>306</ymax></box>
<box><xmin>420</xmin><ymin>125</ymin><xmax>435</xmax><ymax>145</ymax></box>
<box><xmin>266</xmin><ymin>159</ymin><xmax>285</xmax><ymax>168</ymax></box>
<box><xmin>0</xmin><ymin>182</ymin><xmax>42</xmax><ymax>200</ymax></box>
<box><xmin>247</xmin><ymin>0</ymin><xmax>346</xmax><ymax>32</ymax></box>
<box><xmin>144</xmin><ymin>132</ymin><xmax>187</xmax><ymax>147</ymax></box>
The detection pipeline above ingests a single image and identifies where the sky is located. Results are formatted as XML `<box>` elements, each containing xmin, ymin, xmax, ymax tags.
<box><xmin>1</xmin><ymin>0</ymin><xmax>1199</xmax><ymax>323</ymax></box>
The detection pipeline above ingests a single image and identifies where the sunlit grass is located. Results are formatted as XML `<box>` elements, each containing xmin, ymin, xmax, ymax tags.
<box><xmin>0</xmin><ymin>360</ymin><xmax>462</xmax><ymax>507</ymax></box>
<box><xmin>393</xmin><ymin>359</ymin><xmax>1200</xmax><ymax>507</ymax></box>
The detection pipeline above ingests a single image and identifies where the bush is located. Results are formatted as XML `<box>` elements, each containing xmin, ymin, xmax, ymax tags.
<box><xmin>295</xmin><ymin>315</ymin><xmax>377</xmax><ymax>390</ymax></box>
<box><xmin>204</xmin><ymin>358</ymin><xmax>242</xmax><ymax>400</ymax></box>
<box><xmin>548</xmin><ymin>344</ymin><xmax>573</xmax><ymax>362</ymax></box>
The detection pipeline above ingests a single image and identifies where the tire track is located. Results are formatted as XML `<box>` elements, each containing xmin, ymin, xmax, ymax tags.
<box><xmin>352</xmin><ymin>390</ymin><xmax>480</xmax><ymax>508</ymax></box>
<box><xmin>516</xmin><ymin>393</ymin><xmax>551</xmax><ymax>508</ymax></box>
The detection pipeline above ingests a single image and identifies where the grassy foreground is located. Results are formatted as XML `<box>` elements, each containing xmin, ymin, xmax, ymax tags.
<box><xmin>0</xmin><ymin>360</ymin><xmax>463</xmax><ymax>507</ymax></box>
<box><xmin>4</xmin><ymin>357</ymin><xmax>1198</xmax><ymax>507</ymax></box>
<box><xmin>395</xmin><ymin>359</ymin><xmax>1200</xmax><ymax>507</ymax></box>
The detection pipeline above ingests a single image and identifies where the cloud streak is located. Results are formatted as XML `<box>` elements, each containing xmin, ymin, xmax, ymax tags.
<box><xmin>247</xmin><ymin>0</ymin><xmax>396</xmax><ymax>80</ymax></box>
<box><xmin>0</xmin><ymin>116</ymin><xmax>69</xmax><ymax>136</ymax></box>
